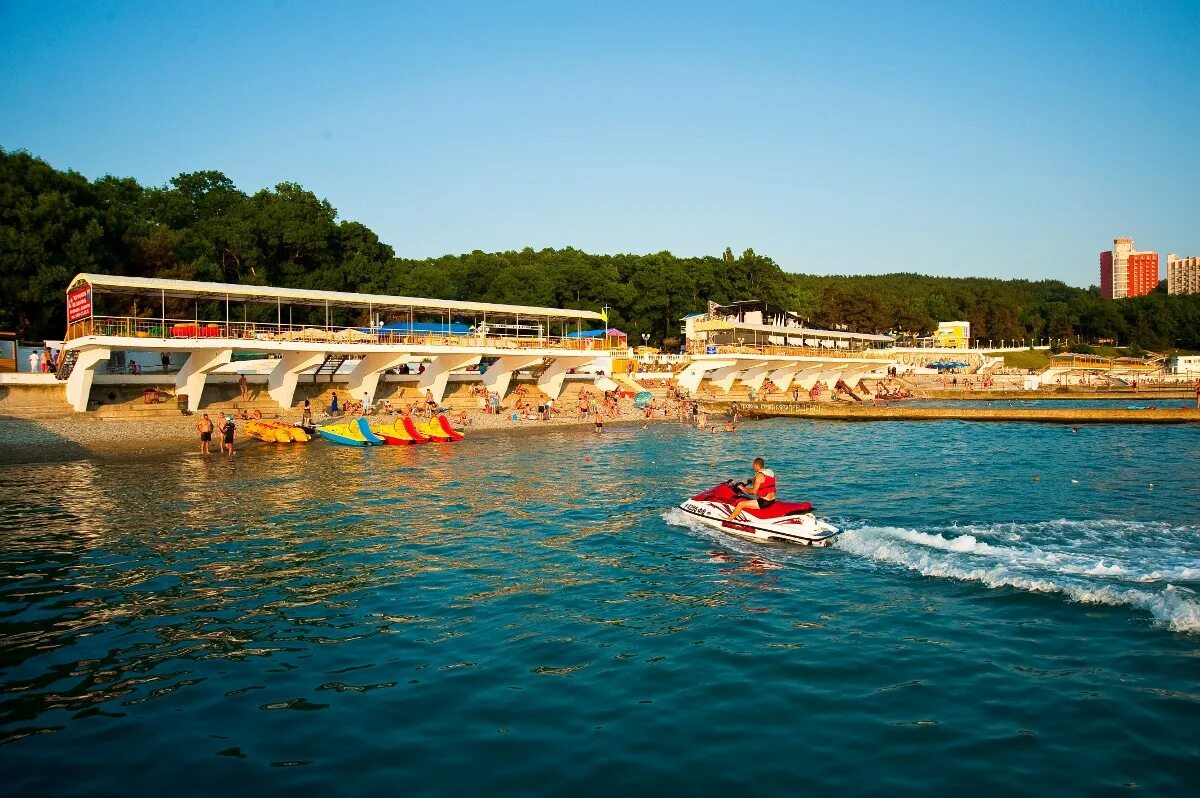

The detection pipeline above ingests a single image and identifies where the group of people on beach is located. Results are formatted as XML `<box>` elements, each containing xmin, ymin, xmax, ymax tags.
<box><xmin>195</xmin><ymin>413</ymin><xmax>236</xmax><ymax>455</ymax></box>
<box><xmin>29</xmin><ymin>347</ymin><xmax>58</xmax><ymax>374</ymax></box>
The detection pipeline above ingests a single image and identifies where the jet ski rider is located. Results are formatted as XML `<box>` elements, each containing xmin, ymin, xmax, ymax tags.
<box><xmin>728</xmin><ymin>457</ymin><xmax>776</xmax><ymax>520</ymax></box>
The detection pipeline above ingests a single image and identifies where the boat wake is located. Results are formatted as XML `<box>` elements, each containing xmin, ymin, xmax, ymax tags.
<box><xmin>664</xmin><ymin>508</ymin><xmax>1200</xmax><ymax>632</ymax></box>
<box><xmin>833</xmin><ymin>520</ymin><xmax>1200</xmax><ymax>633</ymax></box>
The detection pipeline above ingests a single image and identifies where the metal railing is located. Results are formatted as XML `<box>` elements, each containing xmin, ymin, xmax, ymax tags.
<box><xmin>67</xmin><ymin>316</ymin><xmax>619</xmax><ymax>351</ymax></box>
<box><xmin>686</xmin><ymin>342</ymin><xmax>894</xmax><ymax>359</ymax></box>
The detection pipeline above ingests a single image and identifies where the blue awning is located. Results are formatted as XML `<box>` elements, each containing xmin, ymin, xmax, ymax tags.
<box><xmin>565</xmin><ymin>328</ymin><xmax>627</xmax><ymax>339</ymax></box>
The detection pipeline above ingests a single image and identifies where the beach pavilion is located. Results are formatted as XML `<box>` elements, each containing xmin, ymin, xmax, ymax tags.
<box><xmin>676</xmin><ymin>300</ymin><xmax>896</xmax><ymax>395</ymax></box>
<box><xmin>57</xmin><ymin>274</ymin><xmax>611</xmax><ymax>412</ymax></box>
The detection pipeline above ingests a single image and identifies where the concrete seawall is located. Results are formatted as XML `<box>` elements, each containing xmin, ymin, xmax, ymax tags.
<box><xmin>704</xmin><ymin>401</ymin><xmax>1200</xmax><ymax>425</ymax></box>
<box><xmin>914</xmin><ymin>388</ymin><xmax>1194</xmax><ymax>401</ymax></box>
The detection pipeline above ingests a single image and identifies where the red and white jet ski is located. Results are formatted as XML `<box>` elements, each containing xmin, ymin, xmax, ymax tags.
<box><xmin>679</xmin><ymin>481</ymin><xmax>840</xmax><ymax>546</ymax></box>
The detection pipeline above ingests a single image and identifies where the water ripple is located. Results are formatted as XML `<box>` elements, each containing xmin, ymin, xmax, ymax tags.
<box><xmin>1</xmin><ymin>421</ymin><xmax>1198</xmax><ymax>795</ymax></box>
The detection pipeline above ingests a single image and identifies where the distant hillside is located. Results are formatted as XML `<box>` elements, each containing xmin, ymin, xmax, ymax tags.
<box><xmin>3</xmin><ymin>148</ymin><xmax>1197</xmax><ymax>350</ymax></box>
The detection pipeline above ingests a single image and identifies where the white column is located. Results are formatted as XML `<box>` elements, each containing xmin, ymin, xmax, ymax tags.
<box><xmin>536</xmin><ymin>356</ymin><xmax>597</xmax><ymax>399</ymax></box>
<box><xmin>267</xmin><ymin>352</ymin><xmax>326</xmax><ymax>409</ymax></box>
<box><xmin>709</xmin><ymin>361</ymin><xmax>748</xmax><ymax>394</ymax></box>
<box><xmin>481</xmin><ymin>355</ymin><xmax>543</xmax><ymax>400</ymax></box>
<box><xmin>677</xmin><ymin>359</ymin><xmax>738</xmax><ymax>394</ymax></box>
<box><xmin>839</xmin><ymin>363</ymin><xmax>884</xmax><ymax>385</ymax></box>
<box><xmin>417</xmin><ymin>354</ymin><xmax>481</xmax><ymax>404</ymax></box>
<box><xmin>768</xmin><ymin>363</ymin><xmax>801</xmax><ymax>394</ymax></box>
<box><xmin>792</xmin><ymin>364</ymin><xmax>828</xmax><ymax>391</ymax></box>
<box><xmin>345</xmin><ymin>353</ymin><xmax>413</xmax><ymax>407</ymax></box>
<box><xmin>65</xmin><ymin>347</ymin><xmax>111</xmax><ymax>412</ymax></box>
<box><xmin>738</xmin><ymin>361</ymin><xmax>785</xmax><ymax>393</ymax></box>
<box><xmin>174</xmin><ymin>348</ymin><xmax>233</xmax><ymax>412</ymax></box>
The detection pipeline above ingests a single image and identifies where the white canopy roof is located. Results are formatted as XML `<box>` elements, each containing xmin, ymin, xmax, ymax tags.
<box><xmin>68</xmin><ymin>273</ymin><xmax>604</xmax><ymax>321</ymax></box>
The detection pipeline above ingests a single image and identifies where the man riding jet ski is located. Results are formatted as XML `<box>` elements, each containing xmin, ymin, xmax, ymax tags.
<box><xmin>678</xmin><ymin>458</ymin><xmax>840</xmax><ymax>546</ymax></box>
<box><xmin>729</xmin><ymin>457</ymin><xmax>776</xmax><ymax>520</ymax></box>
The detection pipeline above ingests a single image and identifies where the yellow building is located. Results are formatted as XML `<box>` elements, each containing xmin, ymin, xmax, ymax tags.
<box><xmin>934</xmin><ymin>321</ymin><xmax>970</xmax><ymax>349</ymax></box>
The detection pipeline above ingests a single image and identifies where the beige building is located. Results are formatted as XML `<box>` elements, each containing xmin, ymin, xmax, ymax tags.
<box><xmin>1166</xmin><ymin>253</ymin><xmax>1200</xmax><ymax>296</ymax></box>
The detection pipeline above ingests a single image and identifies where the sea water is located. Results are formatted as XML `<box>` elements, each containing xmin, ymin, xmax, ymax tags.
<box><xmin>1</xmin><ymin>419</ymin><xmax>1197</xmax><ymax>795</ymax></box>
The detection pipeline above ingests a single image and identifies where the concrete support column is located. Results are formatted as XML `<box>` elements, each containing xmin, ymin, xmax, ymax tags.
<box><xmin>418</xmin><ymin>354</ymin><xmax>481</xmax><ymax>404</ymax></box>
<box><xmin>768</xmin><ymin>364</ymin><xmax>801</xmax><ymax>394</ymax></box>
<box><xmin>65</xmin><ymin>347</ymin><xmax>111</xmax><ymax>412</ymax></box>
<box><xmin>709</xmin><ymin>361</ymin><xmax>749</xmax><ymax>394</ymax></box>
<box><xmin>481</xmin><ymin>356</ymin><xmax>543</xmax><ymax>400</ymax></box>
<box><xmin>175</xmin><ymin>349</ymin><xmax>232</xmax><ymax>412</ymax></box>
<box><xmin>267</xmin><ymin>352</ymin><xmax>326</xmax><ymax>409</ymax></box>
<box><xmin>739</xmin><ymin>361</ymin><xmax>784</xmax><ymax>393</ymax></box>
<box><xmin>676</xmin><ymin>359</ymin><xmax>737</xmax><ymax>394</ymax></box>
<box><xmin>793</xmin><ymin>364</ymin><xmax>829</xmax><ymax>391</ymax></box>
<box><xmin>345</xmin><ymin>353</ymin><xmax>413</xmax><ymax>407</ymax></box>
<box><xmin>537</xmin><ymin>356</ymin><xmax>596</xmax><ymax>399</ymax></box>
<box><xmin>839</xmin><ymin>364</ymin><xmax>882</xmax><ymax>388</ymax></box>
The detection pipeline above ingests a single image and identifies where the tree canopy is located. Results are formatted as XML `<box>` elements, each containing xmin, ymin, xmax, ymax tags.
<box><xmin>3</xmin><ymin>148</ymin><xmax>1198</xmax><ymax>351</ymax></box>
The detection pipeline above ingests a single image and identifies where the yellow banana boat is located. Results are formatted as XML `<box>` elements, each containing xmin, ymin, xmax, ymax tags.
<box><xmin>245</xmin><ymin>420</ymin><xmax>292</xmax><ymax>443</ymax></box>
<box><xmin>262</xmin><ymin>420</ymin><xmax>310</xmax><ymax>442</ymax></box>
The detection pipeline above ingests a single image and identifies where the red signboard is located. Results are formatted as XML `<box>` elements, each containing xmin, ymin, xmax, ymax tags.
<box><xmin>67</xmin><ymin>285</ymin><xmax>92</xmax><ymax>322</ymax></box>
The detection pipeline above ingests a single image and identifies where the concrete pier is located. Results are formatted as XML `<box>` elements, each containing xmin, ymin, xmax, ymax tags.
<box><xmin>709</xmin><ymin>400</ymin><xmax>1200</xmax><ymax>425</ymax></box>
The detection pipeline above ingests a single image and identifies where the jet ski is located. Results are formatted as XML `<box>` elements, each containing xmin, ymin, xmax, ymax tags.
<box><xmin>678</xmin><ymin>481</ymin><xmax>840</xmax><ymax>546</ymax></box>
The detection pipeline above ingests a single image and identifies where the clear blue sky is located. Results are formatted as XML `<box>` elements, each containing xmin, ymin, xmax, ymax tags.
<box><xmin>2</xmin><ymin>1</ymin><xmax>1197</xmax><ymax>287</ymax></box>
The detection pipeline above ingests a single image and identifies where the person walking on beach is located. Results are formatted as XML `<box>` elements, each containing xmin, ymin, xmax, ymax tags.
<box><xmin>161</xmin><ymin>352</ymin><xmax>171</xmax><ymax>374</ymax></box>
<box><xmin>238</xmin><ymin>373</ymin><xmax>250</xmax><ymax>402</ymax></box>
<box><xmin>219</xmin><ymin>414</ymin><xmax>236</xmax><ymax>456</ymax></box>
<box><xmin>301</xmin><ymin>399</ymin><xmax>313</xmax><ymax>427</ymax></box>
<box><xmin>330</xmin><ymin>391</ymin><xmax>339</xmax><ymax>413</ymax></box>
<box><xmin>197</xmin><ymin>413</ymin><xmax>214</xmax><ymax>455</ymax></box>
<box><xmin>27</xmin><ymin>350</ymin><xmax>38</xmax><ymax>373</ymax></box>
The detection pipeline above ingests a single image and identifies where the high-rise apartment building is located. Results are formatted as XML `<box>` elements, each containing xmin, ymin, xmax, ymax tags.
<box><xmin>1167</xmin><ymin>253</ymin><xmax>1200</xmax><ymax>296</ymax></box>
<box><xmin>1099</xmin><ymin>237</ymin><xmax>1159</xmax><ymax>299</ymax></box>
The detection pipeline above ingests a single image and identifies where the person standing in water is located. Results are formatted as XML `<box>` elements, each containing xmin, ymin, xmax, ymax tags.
<box><xmin>220</xmin><ymin>414</ymin><xmax>236</xmax><ymax>456</ymax></box>
<box><xmin>196</xmin><ymin>413</ymin><xmax>214</xmax><ymax>455</ymax></box>
<box><xmin>727</xmin><ymin>458</ymin><xmax>776</xmax><ymax>520</ymax></box>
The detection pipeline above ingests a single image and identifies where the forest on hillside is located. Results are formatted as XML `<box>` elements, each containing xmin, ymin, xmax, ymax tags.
<box><xmin>3</xmin><ymin>148</ymin><xmax>1198</xmax><ymax>351</ymax></box>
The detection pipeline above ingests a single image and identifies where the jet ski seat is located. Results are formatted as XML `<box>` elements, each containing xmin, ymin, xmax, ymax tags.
<box><xmin>745</xmin><ymin>500</ymin><xmax>813</xmax><ymax>519</ymax></box>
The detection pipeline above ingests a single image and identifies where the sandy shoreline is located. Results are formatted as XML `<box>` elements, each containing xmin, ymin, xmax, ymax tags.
<box><xmin>4</xmin><ymin>390</ymin><xmax>1198</xmax><ymax>466</ymax></box>
<box><xmin>0</xmin><ymin>409</ymin><xmax>681</xmax><ymax>465</ymax></box>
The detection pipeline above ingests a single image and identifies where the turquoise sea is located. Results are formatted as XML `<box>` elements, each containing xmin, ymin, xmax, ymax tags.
<box><xmin>2</xmin><ymin>418</ymin><xmax>1198</xmax><ymax>795</ymax></box>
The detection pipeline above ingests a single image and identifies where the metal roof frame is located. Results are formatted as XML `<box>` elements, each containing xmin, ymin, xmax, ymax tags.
<box><xmin>67</xmin><ymin>273</ymin><xmax>604</xmax><ymax>321</ymax></box>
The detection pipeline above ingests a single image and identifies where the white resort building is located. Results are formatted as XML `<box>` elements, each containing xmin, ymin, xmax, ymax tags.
<box><xmin>676</xmin><ymin>300</ymin><xmax>895</xmax><ymax>395</ymax></box>
<box><xmin>1167</xmin><ymin>254</ymin><xmax>1200</xmax><ymax>296</ymax></box>
<box><xmin>57</xmin><ymin>274</ymin><xmax>614</xmax><ymax>413</ymax></box>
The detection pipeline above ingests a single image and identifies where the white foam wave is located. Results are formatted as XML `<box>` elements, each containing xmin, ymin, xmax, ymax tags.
<box><xmin>835</xmin><ymin>525</ymin><xmax>1200</xmax><ymax>633</ymax></box>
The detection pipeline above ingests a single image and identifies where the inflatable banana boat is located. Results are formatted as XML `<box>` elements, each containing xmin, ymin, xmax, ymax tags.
<box><xmin>245</xmin><ymin>419</ymin><xmax>310</xmax><ymax>443</ymax></box>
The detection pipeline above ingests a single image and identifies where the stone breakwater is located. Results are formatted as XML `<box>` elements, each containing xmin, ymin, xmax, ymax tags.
<box><xmin>706</xmin><ymin>401</ymin><xmax>1200</xmax><ymax>425</ymax></box>
<box><xmin>914</xmin><ymin>387</ymin><xmax>1195</xmax><ymax>401</ymax></box>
